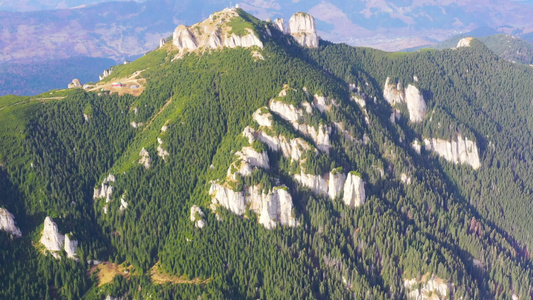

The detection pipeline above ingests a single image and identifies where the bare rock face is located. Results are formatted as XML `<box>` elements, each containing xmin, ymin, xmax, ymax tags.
<box><xmin>173</xmin><ymin>8</ymin><xmax>263</xmax><ymax>53</ymax></box>
<box><xmin>328</xmin><ymin>170</ymin><xmax>346</xmax><ymax>200</ymax></box>
<box><xmin>248</xmin><ymin>186</ymin><xmax>298</xmax><ymax>229</ymax></box>
<box><xmin>423</xmin><ymin>135</ymin><xmax>481</xmax><ymax>169</ymax></box>
<box><xmin>209</xmin><ymin>183</ymin><xmax>247</xmax><ymax>215</ymax></box>
<box><xmin>412</xmin><ymin>139</ymin><xmax>422</xmax><ymax>154</ymax></box>
<box><xmin>68</xmin><ymin>78</ymin><xmax>82</xmax><ymax>89</ymax></box>
<box><xmin>119</xmin><ymin>195</ymin><xmax>128</xmax><ymax>211</ymax></box>
<box><xmin>383</xmin><ymin>77</ymin><xmax>404</xmax><ymax>106</ymax></box>
<box><xmin>93</xmin><ymin>174</ymin><xmax>115</xmax><ymax>202</ymax></box>
<box><xmin>273</xmin><ymin>18</ymin><xmax>285</xmax><ymax>33</ymax></box>
<box><xmin>238</xmin><ymin>146</ymin><xmax>270</xmax><ymax>170</ymax></box>
<box><xmin>190</xmin><ymin>205</ymin><xmax>206</xmax><ymax>229</ymax></box>
<box><xmin>0</xmin><ymin>208</ymin><xmax>22</xmax><ymax>237</ymax></box>
<box><xmin>252</xmin><ymin>107</ymin><xmax>273</xmax><ymax>127</ymax></box>
<box><xmin>404</xmin><ymin>275</ymin><xmax>451</xmax><ymax>300</ymax></box>
<box><xmin>157</xmin><ymin>138</ymin><xmax>169</xmax><ymax>161</ymax></box>
<box><xmin>173</xmin><ymin>25</ymin><xmax>198</xmax><ymax>50</ymax></box>
<box><xmin>159</xmin><ymin>37</ymin><xmax>165</xmax><ymax>48</ymax></box>
<box><xmin>288</xmin><ymin>12</ymin><xmax>319</xmax><ymax>48</ymax></box>
<box><xmin>40</xmin><ymin>217</ymin><xmax>64</xmax><ymax>256</ymax></box>
<box><xmin>457</xmin><ymin>37</ymin><xmax>473</xmax><ymax>48</ymax></box>
<box><xmin>139</xmin><ymin>147</ymin><xmax>151</xmax><ymax>169</ymax></box>
<box><xmin>404</xmin><ymin>85</ymin><xmax>427</xmax><ymax>123</ymax></box>
<box><xmin>343</xmin><ymin>172</ymin><xmax>365</xmax><ymax>207</ymax></box>
<box><xmin>294</xmin><ymin>172</ymin><xmax>329</xmax><ymax>196</ymax></box>
<box><xmin>64</xmin><ymin>234</ymin><xmax>78</xmax><ymax>260</ymax></box>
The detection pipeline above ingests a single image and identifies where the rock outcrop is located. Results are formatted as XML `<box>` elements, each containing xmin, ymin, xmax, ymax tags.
<box><xmin>173</xmin><ymin>8</ymin><xmax>263</xmax><ymax>53</ymax></box>
<box><xmin>159</xmin><ymin>37</ymin><xmax>165</xmax><ymax>48</ymax></box>
<box><xmin>404</xmin><ymin>275</ymin><xmax>451</xmax><ymax>300</ymax></box>
<box><xmin>68</xmin><ymin>79</ymin><xmax>82</xmax><ymax>89</ymax></box>
<box><xmin>288</xmin><ymin>12</ymin><xmax>319</xmax><ymax>48</ymax></box>
<box><xmin>404</xmin><ymin>85</ymin><xmax>427</xmax><ymax>123</ymax></box>
<box><xmin>457</xmin><ymin>37</ymin><xmax>473</xmax><ymax>48</ymax></box>
<box><xmin>383</xmin><ymin>77</ymin><xmax>426</xmax><ymax>123</ymax></box>
<box><xmin>423</xmin><ymin>135</ymin><xmax>481</xmax><ymax>169</ymax></box>
<box><xmin>273</xmin><ymin>18</ymin><xmax>285</xmax><ymax>33</ymax></box>
<box><xmin>294</xmin><ymin>172</ymin><xmax>328</xmax><ymax>196</ymax></box>
<box><xmin>343</xmin><ymin>172</ymin><xmax>365</xmax><ymax>207</ymax></box>
<box><xmin>157</xmin><ymin>138</ymin><xmax>169</xmax><ymax>161</ymax></box>
<box><xmin>93</xmin><ymin>174</ymin><xmax>115</xmax><ymax>202</ymax></box>
<box><xmin>269</xmin><ymin>98</ymin><xmax>331</xmax><ymax>152</ymax></box>
<box><xmin>119</xmin><ymin>195</ymin><xmax>128</xmax><ymax>211</ymax></box>
<box><xmin>190</xmin><ymin>205</ymin><xmax>206</xmax><ymax>229</ymax></box>
<box><xmin>253</xmin><ymin>107</ymin><xmax>273</xmax><ymax>127</ymax></box>
<box><xmin>40</xmin><ymin>217</ymin><xmax>65</xmax><ymax>258</ymax></box>
<box><xmin>210</xmin><ymin>183</ymin><xmax>297</xmax><ymax>229</ymax></box>
<box><xmin>139</xmin><ymin>147</ymin><xmax>151</xmax><ymax>169</ymax></box>
<box><xmin>0</xmin><ymin>208</ymin><xmax>22</xmax><ymax>237</ymax></box>
<box><xmin>328</xmin><ymin>170</ymin><xmax>346</xmax><ymax>200</ymax></box>
<box><xmin>64</xmin><ymin>234</ymin><xmax>78</xmax><ymax>260</ymax></box>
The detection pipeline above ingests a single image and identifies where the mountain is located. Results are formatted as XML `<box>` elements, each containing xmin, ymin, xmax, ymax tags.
<box><xmin>1</xmin><ymin>8</ymin><xmax>533</xmax><ymax>299</ymax></box>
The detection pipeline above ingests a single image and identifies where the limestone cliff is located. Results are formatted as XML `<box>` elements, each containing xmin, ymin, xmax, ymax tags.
<box><xmin>343</xmin><ymin>172</ymin><xmax>365</xmax><ymax>207</ymax></box>
<box><xmin>40</xmin><ymin>217</ymin><xmax>65</xmax><ymax>258</ymax></box>
<box><xmin>288</xmin><ymin>12</ymin><xmax>319</xmax><ymax>48</ymax></box>
<box><xmin>294</xmin><ymin>172</ymin><xmax>329</xmax><ymax>196</ymax></box>
<box><xmin>383</xmin><ymin>77</ymin><xmax>426</xmax><ymax>123</ymax></box>
<box><xmin>328</xmin><ymin>170</ymin><xmax>346</xmax><ymax>200</ymax></box>
<box><xmin>139</xmin><ymin>147</ymin><xmax>151</xmax><ymax>169</ymax></box>
<box><xmin>273</xmin><ymin>18</ymin><xmax>286</xmax><ymax>33</ymax></box>
<box><xmin>93</xmin><ymin>174</ymin><xmax>115</xmax><ymax>202</ymax></box>
<box><xmin>457</xmin><ymin>37</ymin><xmax>473</xmax><ymax>48</ymax></box>
<box><xmin>173</xmin><ymin>8</ymin><xmax>263</xmax><ymax>53</ymax></box>
<box><xmin>157</xmin><ymin>137</ymin><xmax>169</xmax><ymax>161</ymax></box>
<box><xmin>68</xmin><ymin>78</ymin><xmax>82</xmax><ymax>89</ymax></box>
<box><xmin>0</xmin><ymin>208</ymin><xmax>22</xmax><ymax>237</ymax></box>
<box><xmin>405</xmin><ymin>85</ymin><xmax>427</xmax><ymax>123</ymax></box>
<box><xmin>423</xmin><ymin>135</ymin><xmax>481</xmax><ymax>169</ymax></box>
<box><xmin>64</xmin><ymin>234</ymin><xmax>78</xmax><ymax>260</ymax></box>
<box><xmin>209</xmin><ymin>183</ymin><xmax>247</xmax><ymax>215</ymax></box>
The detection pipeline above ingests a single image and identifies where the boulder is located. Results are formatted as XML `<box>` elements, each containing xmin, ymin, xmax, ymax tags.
<box><xmin>68</xmin><ymin>78</ymin><xmax>82</xmax><ymax>89</ymax></box>
<box><xmin>190</xmin><ymin>205</ymin><xmax>206</xmax><ymax>229</ymax></box>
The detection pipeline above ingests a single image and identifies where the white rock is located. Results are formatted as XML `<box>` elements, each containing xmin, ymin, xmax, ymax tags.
<box><xmin>40</xmin><ymin>217</ymin><xmax>64</xmax><ymax>256</ymax></box>
<box><xmin>119</xmin><ymin>195</ymin><xmax>128</xmax><ymax>211</ymax></box>
<box><xmin>313</xmin><ymin>94</ymin><xmax>330</xmax><ymax>113</ymax></box>
<box><xmin>223</xmin><ymin>30</ymin><xmax>264</xmax><ymax>49</ymax></box>
<box><xmin>269</xmin><ymin>99</ymin><xmax>302</xmax><ymax>123</ymax></box>
<box><xmin>405</xmin><ymin>85</ymin><xmax>427</xmax><ymax>123</ymax></box>
<box><xmin>288</xmin><ymin>12</ymin><xmax>319</xmax><ymax>48</ymax></box>
<box><xmin>0</xmin><ymin>208</ymin><xmax>22</xmax><ymax>237</ymax></box>
<box><xmin>190</xmin><ymin>205</ymin><xmax>206</xmax><ymax>228</ymax></box>
<box><xmin>93</xmin><ymin>174</ymin><xmax>115</xmax><ymax>202</ymax></box>
<box><xmin>243</xmin><ymin>126</ymin><xmax>256</xmax><ymax>144</ymax></box>
<box><xmin>457</xmin><ymin>37</ymin><xmax>473</xmax><ymax>48</ymax></box>
<box><xmin>294</xmin><ymin>172</ymin><xmax>328</xmax><ymax>196</ymax></box>
<box><xmin>139</xmin><ymin>147</ymin><xmax>151</xmax><ymax>169</ymax></box>
<box><xmin>83</xmin><ymin>113</ymin><xmax>90</xmax><ymax>123</ymax></box>
<box><xmin>238</xmin><ymin>146</ymin><xmax>270</xmax><ymax>170</ymax></box>
<box><xmin>343</xmin><ymin>173</ymin><xmax>365</xmax><ymax>207</ymax></box>
<box><xmin>383</xmin><ymin>77</ymin><xmax>404</xmax><ymax>106</ymax></box>
<box><xmin>209</xmin><ymin>183</ymin><xmax>247</xmax><ymax>215</ymax></box>
<box><xmin>173</xmin><ymin>25</ymin><xmax>198</xmax><ymax>50</ymax></box>
<box><xmin>252</xmin><ymin>107</ymin><xmax>273</xmax><ymax>127</ymax></box>
<box><xmin>64</xmin><ymin>234</ymin><xmax>78</xmax><ymax>260</ymax></box>
<box><xmin>273</xmin><ymin>18</ymin><xmax>286</xmax><ymax>33</ymax></box>
<box><xmin>423</xmin><ymin>135</ymin><xmax>481</xmax><ymax>169</ymax></box>
<box><xmin>404</xmin><ymin>275</ymin><xmax>450</xmax><ymax>300</ymax></box>
<box><xmin>351</xmin><ymin>94</ymin><xmax>366</xmax><ymax>108</ymax></box>
<box><xmin>400</xmin><ymin>173</ymin><xmax>412</xmax><ymax>185</ymax></box>
<box><xmin>247</xmin><ymin>185</ymin><xmax>298</xmax><ymax>229</ymax></box>
<box><xmin>157</xmin><ymin>138</ymin><xmax>169</xmax><ymax>161</ymax></box>
<box><xmin>328</xmin><ymin>170</ymin><xmax>346</xmax><ymax>200</ymax></box>
<box><xmin>412</xmin><ymin>139</ymin><xmax>422</xmax><ymax>154</ymax></box>
<box><xmin>256</xmin><ymin>131</ymin><xmax>311</xmax><ymax>162</ymax></box>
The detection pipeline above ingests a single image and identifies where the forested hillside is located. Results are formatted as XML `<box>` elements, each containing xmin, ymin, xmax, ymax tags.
<box><xmin>0</xmin><ymin>8</ymin><xmax>532</xmax><ymax>300</ymax></box>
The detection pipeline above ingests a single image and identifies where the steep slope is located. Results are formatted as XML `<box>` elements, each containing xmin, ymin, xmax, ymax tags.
<box><xmin>0</xmin><ymin>8</ymin><xmax>532</xmax><ymax>300</ymax></box>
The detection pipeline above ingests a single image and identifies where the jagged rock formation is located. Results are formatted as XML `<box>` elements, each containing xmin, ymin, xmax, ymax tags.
<box><xmin>383</xmin><ymin>77</ymin><xmax>427</xmax><ymax>123</ymax></box>
<box><xmin>209</xmin><ymin>184</ymin><xmax>297</xmax><ymax>229</ymax></box>
<box><xmin>343</xmin><ymin>172</ymin><xmax>365</xmax><ymax>207</ymax></box>
<box><xmin>457</xmin><ymin>37</ymin><xmax>473</xmax><ymax>48</ymax></box>
<box><xmin>229</xmin><ymin>146</ymin><xmax>270</xmax><ymax>178</ymax></box>
<box><xmin>157</xmin><ymin>138</ymin><xmax>169</xmax><ymax>161</ymax></box>
<box><xmin>404</xmin><ymin>275</ymin><xmax>451</xmax><ymax>300</ymax></box>
<box><xmin>294</xmin><ymin>172</ymin><xmax>328</xmax><ymax>196</ymax></box>
<box><xmin>269</xmin><ymin>95</ymin><xmax>331</xmax><ymax>152</ymax></box>
<box><xmin>328</xmin><ymin>169</ymin><xmax>346</xmax><ymax>200</ymax></box>
<box><xmin>288</xmin><ymin>12</ymin><xmax>319</xmax><ymax>48</ymax></box>
<box><xmin>190</xmin><ymin>205</ymin><xmax>206</xmax><ymax>229</ymax></box>
<box><xmin>93</xmin><ymin>174</ymin><xmax>115</xmax><ymax>202</ymax></box>
<box><xmin>159</xmin><ymin>37</ymin><xmax>165</xmax><ymax>48</ymax></box>
<box><xmin>173</xmin><ymin>8</ymin><xmax>263</xmax><ymax>53</ymax></box>
<box><xmin>68</xmin><ymin>78</ymin><xmax>82</xmax><ymax>89</ymax></box>
<box><xmin>423</xmin><ymin>135</ymin><xmax>481</xmax><ymax>169</ymax></box>
<box><xmin>405</xmin><ymin>85</ymin><xmax>427</xmax><ymax>123</ymax></box>
<box><xmin>0</xmin><ymin>208</ymin><xmax>22</xmax><ymax>237</ymax></box>
<box><xmin>273</xmin><ymin>18</ymin><xmax>285</xmax><ymax>33</ymax></box>
<box><xmin>40</xmin><ymin>217</ymin><xmax>79</xmax><ymax>260</ymax></box>
<box><xmin>383</xmin><ymin>77</ymin><xmax>404</xmax><ymax>106</ymax></box>
<box><xmin>64</xmin><ymin>234</ymin><xmax>78</xmax><ymax>260</ymax></box>
<box><xmin>412</xmin><ymin>139</ymin><xmax>422</xmax><ymax>154</ymax></box>
<box><xmin>139</xmin><ymin>147</ymin><xmax>151</xmax><ymax>169</ymax></box>
<box><xmin>99</xmin><ymin>68</ymin><xmax>113</xmax><ymax>81</ymax></box>
<box><xmin>252</xmin><ymin>107</ymin><xmax>273</xmax><ymax>127</ymax></box>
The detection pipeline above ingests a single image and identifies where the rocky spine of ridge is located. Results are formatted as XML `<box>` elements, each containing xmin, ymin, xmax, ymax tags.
<box><xmin>172</xmin><ymin>8</ymin><xmax>263</xmax><ymax>53</ymax></box>
<box><xmin>0</xmin><ymin>208</ymin><xmax>22</xmax><ymax>237</ymax></box>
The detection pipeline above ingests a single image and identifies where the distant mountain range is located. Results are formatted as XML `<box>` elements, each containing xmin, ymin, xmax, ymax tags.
<box><xmin>2</xmin><ymin>0</ymin><xmax>533</xmax><ymax>95</ymax></box>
